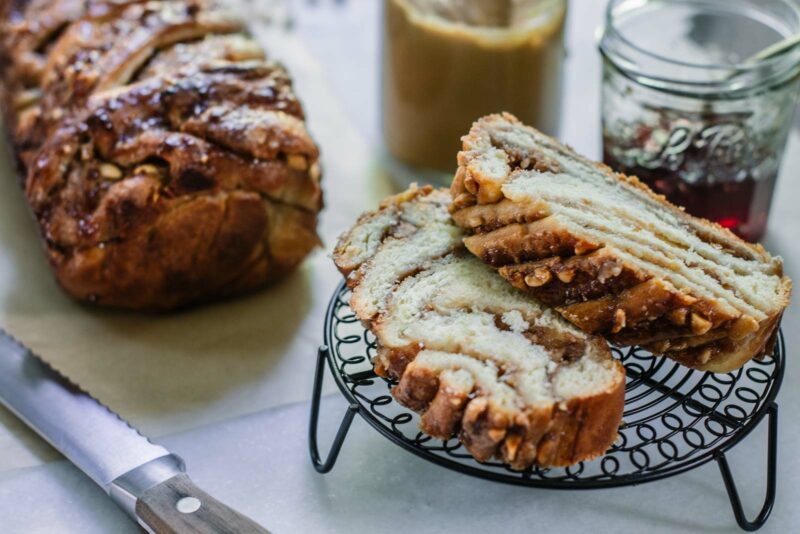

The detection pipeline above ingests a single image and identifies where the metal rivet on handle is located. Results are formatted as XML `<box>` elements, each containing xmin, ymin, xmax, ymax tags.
<box><xmin>176</xmin><ymin>497</ymin><xmax>202</xmax><ymax>514</ymax></box>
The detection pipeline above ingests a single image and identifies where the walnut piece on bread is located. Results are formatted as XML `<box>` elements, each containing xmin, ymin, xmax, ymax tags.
<box><xmin>451</xmin><ymin>113</ymin><xmax>790</xmax><ymax>372</ymax></box>
<box><xmin>333</xmin><ymin>186</ymin><xmax>625</xmax><ymax>469</ymax></box>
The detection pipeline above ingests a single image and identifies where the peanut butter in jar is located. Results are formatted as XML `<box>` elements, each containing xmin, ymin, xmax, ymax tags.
<box><xmin>382</xmin><ymin>0</ymin><xmax>567</xmax><ymax>185</ymax></box>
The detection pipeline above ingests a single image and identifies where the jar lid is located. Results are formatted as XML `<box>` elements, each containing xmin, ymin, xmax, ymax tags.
<box><xmin>393</xmin><ymin>0</ymin><xmax>566</xmax><ymax>47</ymax></box>
<box><xmin>598</xmin><ymin>0</ymin><xmax>800</xmax><ymax>97</ymax></box>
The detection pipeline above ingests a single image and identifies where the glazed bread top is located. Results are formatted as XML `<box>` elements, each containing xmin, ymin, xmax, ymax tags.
<box><xmin>1</xmin><ymin>0</ymin><xmax>322</xmax><ymax>309</ymax></box>
<box><xmin>450</xmin><ymin>113</ymin><xmax>790</xmax><ymax>372</ymax></box>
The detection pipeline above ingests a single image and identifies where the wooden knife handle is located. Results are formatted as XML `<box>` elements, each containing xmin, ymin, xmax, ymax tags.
<box><xmin>135</xmin><ymin>474</ymin><xmax>270</xmax><ymax>534</ymax></box>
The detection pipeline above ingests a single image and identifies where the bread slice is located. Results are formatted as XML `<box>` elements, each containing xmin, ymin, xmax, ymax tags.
<box><xmin>333</xmin><ymin>185</ymin><xmax>624</xmax><ymax>468</ymax></box>
<box><xmin>450</xmin><ymin>113</ymin><xmax>791</xmax><ymax>373</ymax></box>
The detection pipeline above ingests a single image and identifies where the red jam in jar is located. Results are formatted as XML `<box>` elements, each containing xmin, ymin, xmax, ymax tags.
<box><xmin>599</xmin><ymin>0</ymin><xmax>800</xmax><ymax>242</ymax></box>
<box><xmin>603</xmin><ymin>116</ymin><xmax>781</xmax><ymax>241</ymax></box>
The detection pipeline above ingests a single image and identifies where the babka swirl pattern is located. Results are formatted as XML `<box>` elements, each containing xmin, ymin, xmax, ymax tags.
<box><xmin>450</xmin><ymin>113</ymin><xmax>790</xmax><ymax>372</ymax></box>
<box><xmin>333</xmin><ymin>185</ymin><xmax>625</xmax><ymax>468</ymax></box>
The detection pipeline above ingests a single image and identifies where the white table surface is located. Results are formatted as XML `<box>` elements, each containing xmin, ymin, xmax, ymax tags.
<box><xmin>1</xmin><ymin>1</ymin><xmax>799</xmax><ymax>532</ymax></box>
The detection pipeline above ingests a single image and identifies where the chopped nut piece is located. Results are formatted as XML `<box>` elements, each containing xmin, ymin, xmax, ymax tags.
<box><xmin>730</xmin><ymin>315</ymin><xmax>759</xmax><ymax>341</ymax></box>
<box><xmin>598</xmin><ymin>261</ymin><xmax>622</xmax><ymax>282</ymax></box>
<box><xmin>611</xmin><ymin>308</ymin><xmax>626</xmax><ymax>334</ymax></box>
<box><xmin>287</xmin><ymin>154</ymin><xmax>308</xmax><ymax>171</ymax></box>
<box><xmin>133</xmin><ymin>164</ymin><xmax>161</xmax><ymax>177</ymax></box>
<box><xmin>676</xmin><ymin>292</ymin><xmax>699</xmax><ymax>306</ymax></box>
<box><xmin>690</xmin><ymin>313</ymin><xmax>712</xmax><ymax>335</ymax></box>
<box><xmin>574</xmin><ymin>240</ymin><xmax>598</xmax><ymax>255</ymax></box>
<box><xmin>99</xmin><ymin>163</ymin><xmax>122</xmax><ymax>180</ymax></box>
<box><xmin>503</xmin><ymin>434</ymin><xmax>522</xmax><ymax>460</ymax></box>
<box><xmin>488</xmin><ymin>428</ymin><xmax>506</xmax><ymax>442</ymax></box>
<box><xmin>697</xmin><ymin>348</ymin><xmax>713</xmax><ymax>365</ymax></box>
<box><xmin>556</xmin><ymin>269</ymin><xmax>575</xmax><ymax>283</ymax></box>
<box><xmin>463</xmin><ymin>175</ymin><xmax>478</xmax><ymax>194</ymax></box>
<box><xmin>465</xmin><ymin>150</ymin><xmax>508</xmax><ymax>204</ymax></box>
<box><xmin>670</xmin><ymin>339</ymin><xmax>690</xmax><ymax>351</ymax></box>
<box><xmin>466</xmin><ymin>215</ymin><xmax>484</xmax><ymax>228</ymax></box>
<box><xmin>525</xmin><ymin>268</ymin><xmax>552</xmax><ymax>287</ymax></box>
<box><xmin>668</xmin><ymin>308</ymin><xmax>688</xmax><ymax>326</ymax></box>
<box><xmin>309</xmin><ymin>162</ymin><xmax>322</xmax><ymax>181</ymax></box>
<box><xmin>80</xmin><ymin>144</ymin><xmax>93</xmax><ymax>161</ymax></box>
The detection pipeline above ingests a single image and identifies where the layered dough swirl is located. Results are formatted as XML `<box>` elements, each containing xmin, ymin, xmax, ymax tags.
<box><xmin>334</xmin><ymin>186</ymin><xmax>624</xmax><ymax>468</ymax></box>
<box><xmin>450</xmin><ymin>113</ymin><xmax>790</xmax><ymax>372</ymax></box>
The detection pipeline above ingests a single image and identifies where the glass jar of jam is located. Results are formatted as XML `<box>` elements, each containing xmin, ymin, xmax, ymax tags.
<box><xmin>599</xmin><ymin>0</ymin><xmax>800</xmax><ymax>241</ymax></box>
<box><xmin>382</xmin><ymin>0</ymin><xmax>567</xmax><ymax>186</ymax></box>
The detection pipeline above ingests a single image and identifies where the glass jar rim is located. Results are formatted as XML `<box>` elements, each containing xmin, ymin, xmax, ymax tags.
<box><xmin>393</xmin><ymin>0</ymin><xmax>566</xmax><ymax>36</ymax></box>
<box><xmin>598</xmin><ymin>0</ymin><xmax>800</xmax><ymax>96</ymax></box>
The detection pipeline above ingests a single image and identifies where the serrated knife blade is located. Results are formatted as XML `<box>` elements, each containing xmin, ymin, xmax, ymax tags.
<box><xmin>0</xmin><ymin>330</ymin><xmax>173</xmax><ymax>488</ymax></box>
<box><xmin>0</xmin><ymin>329</ymin><xmax>270</xmax><ymax>534</ymax></box>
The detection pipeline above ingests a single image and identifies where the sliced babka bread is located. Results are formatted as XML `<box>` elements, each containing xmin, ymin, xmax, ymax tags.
<box><xmin>450</xmin><ymin>113</ymin><xmax>791</xmax><ymax>373</ymax></box>
<box><xmin>333</xmin><ymin>185</ymin><xmax>625</xmax><ymax>468</ymax></box>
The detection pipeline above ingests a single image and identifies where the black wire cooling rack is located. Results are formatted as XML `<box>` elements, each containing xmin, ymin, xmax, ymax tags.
<box><xmin>309</xmin><ymin>281</ymin><xmax>784</xmax><ymax>531</ymax></box>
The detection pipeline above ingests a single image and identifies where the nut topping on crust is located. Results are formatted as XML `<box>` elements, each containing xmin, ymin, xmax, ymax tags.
<box><xmin>1</xmin><ymin>0</ymin><xmax>322</xmax><ymax>309</ymax></box>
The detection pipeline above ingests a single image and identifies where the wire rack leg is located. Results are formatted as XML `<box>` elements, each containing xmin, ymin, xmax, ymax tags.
<box><xmin>308</xmin><ymin>345</ymin><xmax>359</xmax><ymax>473</ymax></box>
<box><xmin>715</xmin><ymin>402</ymin><xmax>778</xmax><ymax>532</ymax></box>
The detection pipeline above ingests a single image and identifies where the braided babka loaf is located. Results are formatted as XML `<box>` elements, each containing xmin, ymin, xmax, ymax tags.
<box><xmin>333</xmin><ymin>186</ymin><xmax>624</xmax><ymax>468</ymax></box>
<box><xmin>450</xmin><ymin>113</ymin><xmax>790</xmax><ymax>373</ymax></box>
<box><xmin>0</xmin><ymin>0</ymin><xmax>322</xmax><ymax>309</ymax></box>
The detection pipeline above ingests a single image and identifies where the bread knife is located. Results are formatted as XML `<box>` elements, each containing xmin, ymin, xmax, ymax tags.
<box><xmin>0</xmin><ymin>329</ymin><xmax>270</xmax><ymax>534</ymax></box>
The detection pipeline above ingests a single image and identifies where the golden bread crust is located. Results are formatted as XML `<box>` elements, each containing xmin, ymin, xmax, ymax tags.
<box><xmin>1</xmin><ymin>0</ymin><xmax>322</xmax><ymax>310</ymax></box>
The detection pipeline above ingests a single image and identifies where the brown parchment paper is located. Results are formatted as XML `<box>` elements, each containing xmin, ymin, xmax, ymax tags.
<box><xmin>0</xmin><ymin>29</ymin><xmax>394</xmax><ymax>472</ymax></box>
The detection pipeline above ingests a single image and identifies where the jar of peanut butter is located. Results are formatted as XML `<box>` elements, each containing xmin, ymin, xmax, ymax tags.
<box><xmin>382</xmin><ymin>0</ymin><xmax>567</xmax><ymax>186</ymax></box>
